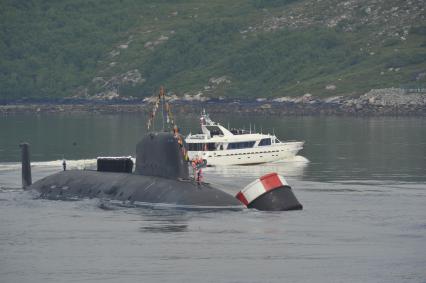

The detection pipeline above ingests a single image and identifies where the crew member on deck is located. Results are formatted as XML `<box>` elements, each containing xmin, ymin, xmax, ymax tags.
<box><xmin>173</xmin><ymin>125</ymin><xmax>179</xmax><ymax>138</ymax></box>
<box><xmin>191</xmin><ymin>156</ymin><xmax>204</xmax><ymax>184</ymax></box>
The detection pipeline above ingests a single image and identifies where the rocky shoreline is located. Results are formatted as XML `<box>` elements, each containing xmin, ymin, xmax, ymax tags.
<box><xmin>1</xmin><ymin>88</ymin><xmax>425</xmax><ymax>116</ymax></box>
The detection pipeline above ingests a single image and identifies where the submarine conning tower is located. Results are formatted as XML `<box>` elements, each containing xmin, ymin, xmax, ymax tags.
<box><xmin>135</xmin><ymin>132</ymin><xmax>189</xmax><ymax>179</ymax></box>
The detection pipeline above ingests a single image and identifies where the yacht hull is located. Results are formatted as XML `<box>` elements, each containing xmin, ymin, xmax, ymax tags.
<box><xmin>188</xmin><ymin>141</ymin><xmax>304</xmax><ymax>166</ymax></box>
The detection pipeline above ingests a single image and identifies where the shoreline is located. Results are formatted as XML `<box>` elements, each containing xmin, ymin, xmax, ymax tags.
<box><xmin>2</xmin><ymin>89</ymin><xmax>425</xmax><ymax>116</ymax></box>
<box><xmin>1</xmin><ymin>101</ymin><xmax>425</xmax><ymax>116</ymax></box>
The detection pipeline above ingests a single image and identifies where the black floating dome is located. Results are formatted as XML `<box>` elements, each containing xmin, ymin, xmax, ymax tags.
<box><xmin>236</xmin><ymin>173</ymin><xmax>303</xmax><ymax>211</ymax></box>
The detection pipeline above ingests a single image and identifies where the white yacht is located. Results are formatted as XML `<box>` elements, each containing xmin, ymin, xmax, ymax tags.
<box><xmin>185</xmin><ymin>111</ymin><xmax>304</xmax><ymax>166</ymax></box>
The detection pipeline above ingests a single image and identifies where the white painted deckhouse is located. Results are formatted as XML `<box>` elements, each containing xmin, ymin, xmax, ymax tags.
<box><xmin>185</xmin><ymin>111</ymin><xmax>304</xmax><ymax>166</ymax></box>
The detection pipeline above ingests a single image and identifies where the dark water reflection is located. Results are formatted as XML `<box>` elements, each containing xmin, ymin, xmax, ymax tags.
<box><xmin>140</xmin><ymin>223</ymin><xmax>189</xmax><ymax>233</ymax></box>
<box><xmin>140</xmin><ymin>222</ymin><xmax>188</xmax><ymax>233</ymax></box>
<box><xmin>96</xmin><ymin>200</ymin><xmax>191</xmax><ymax>233</ymax></box>
<box><xmin>138</xmin><ymin>212</ymin><xmax>189</xmax><ymax>233</ymax></box>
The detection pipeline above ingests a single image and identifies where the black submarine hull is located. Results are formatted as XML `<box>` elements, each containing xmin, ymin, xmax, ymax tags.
<box><xmin>30</xmin><ymin>170</ymin><xmax>243</xmax><ymax>208</ymax></box>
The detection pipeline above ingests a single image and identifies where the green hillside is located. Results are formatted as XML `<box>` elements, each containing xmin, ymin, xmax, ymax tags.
<box><xmin>1</xmin><ymin>0</ymin><xmax>425</xmax><ymax>100</ymax></box>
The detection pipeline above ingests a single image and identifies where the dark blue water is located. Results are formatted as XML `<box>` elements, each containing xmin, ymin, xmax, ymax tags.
<box><xmin>0</xmin><ymin>114</ymin><xmax>425</xmax><ymax>282</ymax></box>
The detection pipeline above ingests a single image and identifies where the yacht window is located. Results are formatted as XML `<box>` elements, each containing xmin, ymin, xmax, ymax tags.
<box><xmin>259</xmin><ymin>138</ymin><xmax>271</xmax><ymax>146</ymax></box>
<box><xmin>227</xmin><ymin>141</ymin><xmax>255</xmax><ymax>150</ymax></box>
<box><xmin>206</xmin><ymin>126</ymin><xmax>224</xmax><ymax>137</ymax></box>
<box><xmin>188</xmin><ymin>143</ymin><xmax>202</xmax><ymax>151</ymax></box>
<box><xmin>188</xmin><ymin>143</ymin><xmax>216</xmax><ymax>151</ymax></box>
<box><xmin>205</xmin><ymin>143</ymin><xmax>216</xmax><ymax>151</ymax></box>
<box><xmin>230</xmin><ymin>128</ymin><xmax>249</xmax><ymax>135</ymax></box>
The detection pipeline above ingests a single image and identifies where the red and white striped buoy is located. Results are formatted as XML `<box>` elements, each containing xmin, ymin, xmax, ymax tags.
<box><xmin>235</xmin><ymin>172</ymin><xmax>302</xmax><ymax>211</ymax></box>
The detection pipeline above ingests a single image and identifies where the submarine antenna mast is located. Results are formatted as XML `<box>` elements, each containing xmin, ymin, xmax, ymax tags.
<box><xmin>19</xmin><ymin>143</ymin><xmax>32</xmax><ymax>188</ymax></box>
<box><xmin>147</xmin><ymin>86</ymin><xmax>179</xmax><ymax>133</ymax></box>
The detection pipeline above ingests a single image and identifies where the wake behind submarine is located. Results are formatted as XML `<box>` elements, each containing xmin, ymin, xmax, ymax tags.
<box><xmin>20</xmin><ymin>131</ymin><xmax>302</xmax><ymax>211</ymax></box>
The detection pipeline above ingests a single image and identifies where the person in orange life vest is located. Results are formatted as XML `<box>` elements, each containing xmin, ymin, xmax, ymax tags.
<box><xmin>173</xmin><ymin>126</ymin><xmax>188</xmax><ymax>160</ymax></box>
<box><xmin>173</xmin><ymin>125</ymin><xmax>179</xmax><ymax>138</ymax></box>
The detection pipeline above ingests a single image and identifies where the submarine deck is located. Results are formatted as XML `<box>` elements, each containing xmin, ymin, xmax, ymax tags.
<box><xmin>30</xmin><ymin>170</ymin><xmax>243</xmax><ymax>208</ymax></box>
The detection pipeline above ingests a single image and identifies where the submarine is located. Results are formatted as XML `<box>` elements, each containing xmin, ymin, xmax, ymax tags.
<box><xmin>20</xmin><ymin>131</ymin><xmax>302</xmax><ymax>211</ymax></box>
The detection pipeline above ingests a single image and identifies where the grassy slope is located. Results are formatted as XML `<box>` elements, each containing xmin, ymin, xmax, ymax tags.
<box><xmin>0</xmin><ymin>0</ymin><xmax>425</xmax><ymax>100</ymax></box>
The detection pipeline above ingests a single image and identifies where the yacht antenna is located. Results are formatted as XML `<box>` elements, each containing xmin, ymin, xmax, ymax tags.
<box><xmin>250</xmin><ymin>123</ymin><xmax>251</xmax><ymax>134</ymax></box>
<box><xmin>254</xmin><ymin>124</ymin><xmax>256</xmax><ymax>132</ymax></box>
